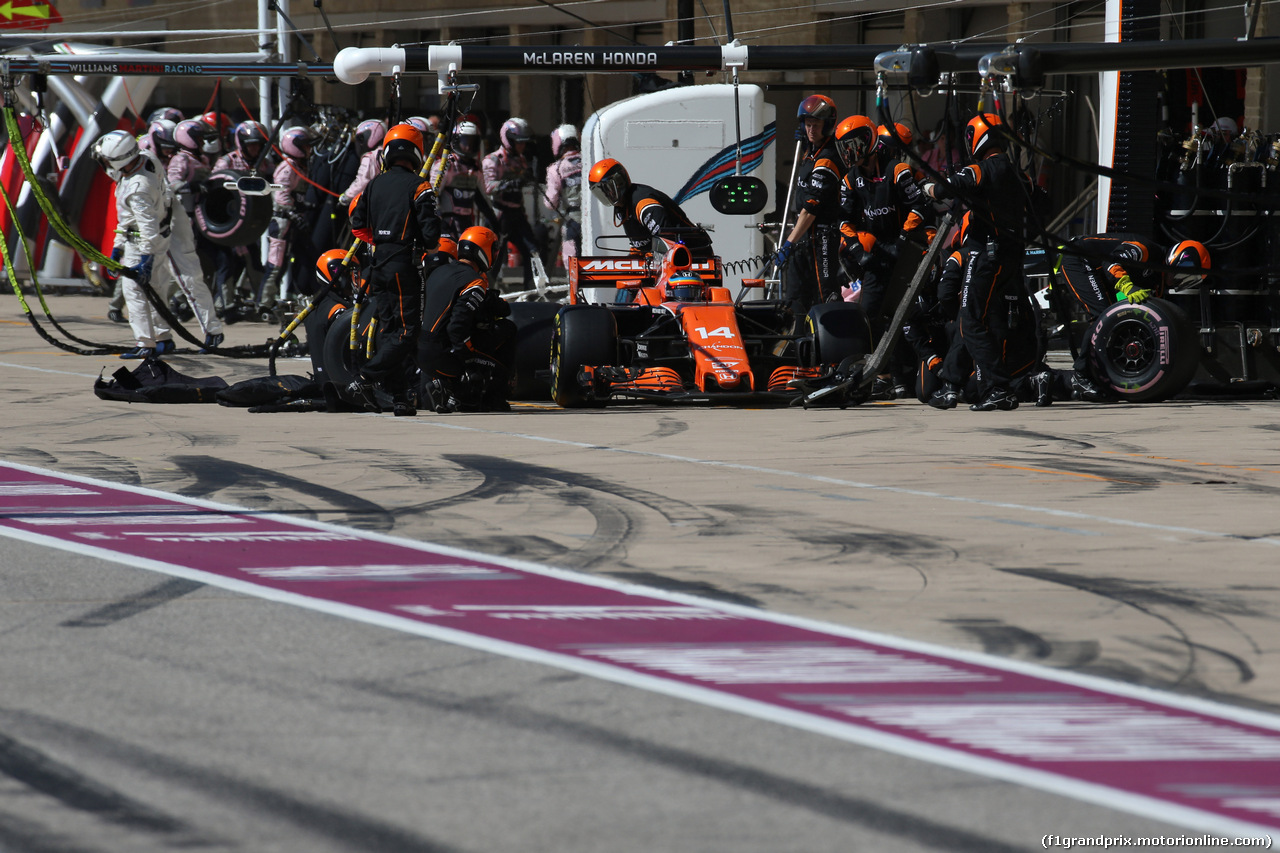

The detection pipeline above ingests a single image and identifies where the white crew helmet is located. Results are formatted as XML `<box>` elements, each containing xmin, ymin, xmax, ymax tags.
<box><xmin>551</xmin><ymin>124</ymin><xmax>579</xmax><ymax>158</ymax></box>
<box><xmin>452</xmin><ymin>120</ymin><xmax>481</xmax><ymax>158</ymax></box>
<box><xmin>93</xmin><ymin>130</ymin><xmax>141</xmax><ymax>181</ymax></box>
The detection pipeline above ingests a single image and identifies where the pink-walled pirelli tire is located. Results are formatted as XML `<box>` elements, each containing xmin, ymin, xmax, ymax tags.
<box><xmin>196</xmin><ymin>169</ymin><xmax>274</xmax><ymax>247</ymax></box>
<box><xmin>1086</xmin><ymin>297</ymin><xmax>1200</xmax><ymax>403</ymax></box>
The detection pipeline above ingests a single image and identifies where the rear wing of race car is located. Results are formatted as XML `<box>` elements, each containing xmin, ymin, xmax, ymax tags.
<box><xmin>568</xmin><ymin>256</ymin><xmax>723</xmax><ymax>304</ymax></box>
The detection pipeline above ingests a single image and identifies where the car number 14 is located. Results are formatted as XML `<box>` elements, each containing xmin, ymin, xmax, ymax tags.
<box><xmin>695</xmin><ymin>326</ymin><xmax>735</xmax><ymax>340</ymax></box>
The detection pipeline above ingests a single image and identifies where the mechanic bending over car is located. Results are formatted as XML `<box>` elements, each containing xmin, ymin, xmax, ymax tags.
<box><xmin>773</xmin><ymin>94</ymin><xmax>846</xmax><ymax>317</ymax></box>
<box><xmin>1051</xmin><ymin>235</ymin><xmax>1210</xmax><ymax>402</ymax></box>
<box><xmin>588</xmin><ymin>158</ymin><xmax>714</xmax><ymax>260</ymax></box>
<box><xmin>418</xmin><ymin>226</ymin><xmax>517</xmax><ymax>414</ymax></box>
<box><xmin>347</xmin><ymin>123</ymin><xmax>442</xmax><ymax>417</ymax></box>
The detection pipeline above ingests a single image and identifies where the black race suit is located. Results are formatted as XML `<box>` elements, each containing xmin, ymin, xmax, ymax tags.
<box><xmin>786</xmin><ymin>136</ymin><xmax>844</xmax><ymax>313</ymax></box>
<box><xmin>941</xmin><ymin>154</ymin><xmax>1032</xmax><ymax>396</ymax></box>
<box><xmin>1056</xmin><ymin>232</ymin><xmax>1164</xmax><ymax>376</ymax></box>
<box><xmin>349</xmin><ymin>163</ymin><xmax>441</xmax><ymax>399</ymax></box>
<box><xmin>620</xmin><ymin>183</ymin><xmax>713</xmax><ymax>259</ymax></box>
<box><xmin>839</xmin><ymin>158</ymin><xmax>929</xmax><ymax>342</ymax></box>
<box><xmin>419</xmin><ymin>262</ymin><xmax>516</xmax><ymax>407</ymax></box>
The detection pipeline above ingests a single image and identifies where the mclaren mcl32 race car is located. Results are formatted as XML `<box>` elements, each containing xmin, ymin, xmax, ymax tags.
<box><xmin>548</xmin><ymin>240</ymin><xmax>872</xmax><ymax>407</ymax></box>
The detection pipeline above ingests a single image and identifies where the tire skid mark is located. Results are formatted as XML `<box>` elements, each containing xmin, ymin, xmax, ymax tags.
<box><xmin>0</xmin><ymin>810</ymin><xmax>102</xmax><ymax>853</ymax></box>
<box><xmin>604</xmin><ymin>570</ymin><xmax>763</xmax><ymax>608</ymax></box>
<box><xmin>167</xmin><ymin>455</ymin><xmax>396</xmax><ymax>531</ymax></box>
<box><xmin>0</xmin><ymin>709</ymin><xmax>473</xmax><ymax>853</ymax></box>
<box><xmin>443</xmin><ymin>454</ymin><xmax>719</xmax><ymax>529</ymax></box>
<box><xmin>984</xmin><ymin>427</ymin><xmax>1098</xmax><ymax>450</ymax></box>
<box><xmin>1000</xmin><ymin>568</ymin><xmax>1266</xmax><ymax>694</ymax></box>
<box><xmin>803</xmin><ymin>527</ymin><xmax>952</xmax><ymax>591</ymax></box>
<box><xmin>4</xmin><ymin>450</ymin><xmax>147</xmax><ymax>489</ymax></box>
<box><xmin>60</xmin><ymin>577</ymin><xmax>203</xmax><ymax>629</ymax></box>
<box><xmin>1003</xmin><ymin>449</ymin><xmax>1280</xmax><ymax>498</ymax></box>
<box><xmin>1187</xmin><ymin>641</ymin><xmax>1258</xmax><ymax>683</ymax></box>
<box><xmin>347</xmin><ymin>680</ymin><xmax>1029</xmax><ymax>853</ymax></box>
<box><xmin>645</xmin><ymin>415</ymin><xmax>690</xmax><ymax>440</ymax></box>
<box><xmin>0</xmin><ymin>730</ymin><xmax>191</xmax><ymax>837</ymax></box>
<box><xmin>445</xmin><ymin>454</ymin><xmax>657</xmax><ymax>569</ymax></box>
<box><xmin>948</xmin><ymin>619</ymin><xmax>1103</xmax><ymax>669</ymax></box>
<box><xmin>403</xmin><ymin>454</ymin><xmax>731</xmax><ymax>569</ymax></box>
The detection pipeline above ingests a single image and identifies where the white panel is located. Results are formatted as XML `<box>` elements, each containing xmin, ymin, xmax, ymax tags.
<box><xmin>625</xmin><ymin>120</ymin><xmax>724</xmax><ymax>149</ymax></box>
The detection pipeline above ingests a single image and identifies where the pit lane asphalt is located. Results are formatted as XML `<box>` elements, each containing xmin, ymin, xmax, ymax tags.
<box><xmin>1</xmin><ymin>294</ymin><xmax>1277</xmax><ymax>852</ymax></box>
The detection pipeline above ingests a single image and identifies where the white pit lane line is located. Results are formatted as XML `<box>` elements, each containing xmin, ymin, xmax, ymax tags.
<box><xmin>0</xmin><ymin>360</ymin><xmax>102</xmax><ymax>379</ymax></box>
<box><xmin>0</xmin><ymin>459</ymin><xmax>1279</xmax><ymax>843</ymax></box>
<box><xmin>408</xmin><ymin>418</ymin><xmax>1280</xmax><ymax>546</ymax></box>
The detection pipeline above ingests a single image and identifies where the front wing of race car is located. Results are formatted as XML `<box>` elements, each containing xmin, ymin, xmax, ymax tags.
<box><xmin>549</xmin><ymin>300</ymin><xmax>865</xmax><ymax>408</ymax></box>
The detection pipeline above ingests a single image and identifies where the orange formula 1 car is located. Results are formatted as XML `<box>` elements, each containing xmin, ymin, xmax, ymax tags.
<box><xmin>550</xmin><ymin>240</ymin><xmax>873</xmax><ymax>407</ymax></box>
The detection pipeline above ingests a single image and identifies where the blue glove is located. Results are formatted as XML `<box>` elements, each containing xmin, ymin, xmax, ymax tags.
<box><xmin>104</xmin><ymin>247</ymin><xmax>125</xmax><ymax>281</ymax></box>
<box><xmin>773</xmin><ymin>240</ymin><xmax>793</xmax><ymax>270</ymax></box>
<box><xmin>132</xmin><ymin>254</ymin><xmax>154</xmax><ymax>285</ymax></box>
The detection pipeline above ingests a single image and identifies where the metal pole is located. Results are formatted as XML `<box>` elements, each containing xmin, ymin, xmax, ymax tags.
<box><xmin>0</xmin><ymin>29</ymin><xmax>264</xmax><ymax>40</ymax></box>
<box><xmin>276</xmin><ymin>0</ymin><xmax>293</xmax><ymax>118</ymax></box>
<box><xmin>259</xmin><ymin>0</ymin><xmax>273</xmax><ymax>130</ymax></box>
<box><xmin>677</xmin><ymin>0</ymin><xmax>694</xmax><ymax>86</ymax></box>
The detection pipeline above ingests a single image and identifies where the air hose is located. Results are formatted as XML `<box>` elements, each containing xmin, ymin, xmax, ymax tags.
<box><xmin>2</xmin><ymin>103</ymin><xmax>271</xmax><ymax>358</ymax></box>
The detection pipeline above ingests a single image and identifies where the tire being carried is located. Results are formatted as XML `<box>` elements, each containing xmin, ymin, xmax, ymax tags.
<box><xmin>196</xmin><ymin>169</ymin><xmax>274</xmax><ymax>248</ymax></box>
<box><xmin>1087</xmin><ymin>297</ymin><xmax>1199</xmax><ymax>403</ymax></box>
<box><xmin>806</xmin><ymin>302</ymin><xmax>873</xmax><ymax>367</ymax></box>
<box><xmin>551</xmin><ymin>306</ymin><xmax>617</xmax><ymax>408</ymax></box>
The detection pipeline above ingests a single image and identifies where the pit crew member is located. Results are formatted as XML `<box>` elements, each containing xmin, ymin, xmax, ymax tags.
<box><xmin>419</xmin><ymin>226</ymin><xmax>516</xmax><ymax>413</ymax></box>
<box><xmin>587</xmin><ymin>158</ymin><xmax>713</xmax><ymax>259</ymax></box>
<box><xmin>774</xmin><ymin>94</ymin><xmax>845</xmax><ymax>313</ymax></box>
<box><xmin>347</xmin><ymin>124</ymin><xmax>441</xmax><ymax>416</ymax></box>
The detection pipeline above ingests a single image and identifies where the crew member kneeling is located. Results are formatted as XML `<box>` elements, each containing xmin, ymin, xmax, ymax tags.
<box><xmin>419</xmin><ymin>226</ymin><xmax>516</xmax><ymax>413</ymax></box>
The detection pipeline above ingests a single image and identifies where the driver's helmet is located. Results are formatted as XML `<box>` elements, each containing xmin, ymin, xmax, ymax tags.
<box><xmin>667</xmin><ymin>272</ymin><xmax>705</xmax><ymax>302</ymax></box>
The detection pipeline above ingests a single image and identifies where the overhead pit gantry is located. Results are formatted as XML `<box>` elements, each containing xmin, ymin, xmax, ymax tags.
<box><xmin>328</xmin><ymin>38</ymin><xmax>1280</xmax><ymax>93</ymax></box>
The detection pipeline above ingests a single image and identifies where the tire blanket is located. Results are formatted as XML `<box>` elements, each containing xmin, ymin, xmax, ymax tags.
<box><xmin>94</xmin><ymin>359</ymin><xmax>230</xmax><ymax>404</ymax></box>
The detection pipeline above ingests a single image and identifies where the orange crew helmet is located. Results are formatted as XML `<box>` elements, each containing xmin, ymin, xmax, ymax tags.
<box><xmin>437</xmin><ymin>235</ymin><xmax>458</xmax><ymax>259</ymax></box>
<box><xmin>458</xmin><ymin>226</ymin><xmax>499</xmax><ymax>273</ymax></box>
<box><xmin>877</xmin><ymin>122</ymin><xmax>913</xmax><ymax>149</ymax></box>
<box><xmin>1166</xmin><ymin>239</ymin><xmax>1211</xmax><ymax>285</ymax></box>
<box><xmin>316</xmin><ymin>249</ymin><xmax>349</xmax><ymax>284</ymax></box>
<box><xmin>588</xmin><ymin>158</ymin><xmax>630</xmax><ymax>207</ymax></box>
<box><xmin>380</xmin><ymin>123</ymin><xmax>425</xmax><ymax>171</ymax></box>
<box><xmin>966</xmin><ymin>112</ymin><xmax>1003</xmax><ymax>159</ymax></box>
<box><xmin>833</xmin><ymin>115</ymin><xmax>878</xmax><ymax>167</ymax></box>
